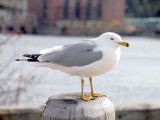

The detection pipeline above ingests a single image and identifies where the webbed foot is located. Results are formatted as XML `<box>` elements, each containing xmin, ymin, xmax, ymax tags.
<box><xmin>91</xmin><ymin>93</ymin><xmax>106</xmax><ymax>97</ymax></box>
<box><xmin>81</xmin><ymin>96</ymin><xmax>95</xmax><ymax>101</ymax></box>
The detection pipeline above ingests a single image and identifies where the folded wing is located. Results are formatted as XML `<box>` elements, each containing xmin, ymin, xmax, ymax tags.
<box><xmin>38</xmin><ymin>41</ymin><xmax>103</xmax><ymax>67</ymax></box>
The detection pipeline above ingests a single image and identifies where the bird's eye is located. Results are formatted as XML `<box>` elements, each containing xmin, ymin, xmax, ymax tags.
<box><xmin>110</xmin><ymin>38</ymin><xmax>114</xmax><ymax>40</ymax></box>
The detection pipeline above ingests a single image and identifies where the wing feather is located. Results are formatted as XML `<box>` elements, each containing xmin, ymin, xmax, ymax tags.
<box><xmin>40</xmin><ymin>45</ymin><xmax>64</xmax><ymax>54</ymax></box>
<box><xmin>38</xmin><ymin>41</ymin><xmax>103</xmax><ymax>67</ymax></box>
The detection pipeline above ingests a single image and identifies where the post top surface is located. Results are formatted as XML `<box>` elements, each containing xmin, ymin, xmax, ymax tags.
<box><xmin>42</xmin><ymin>92</ymin><xmax>115</xmax><ymax>120</ymax></box>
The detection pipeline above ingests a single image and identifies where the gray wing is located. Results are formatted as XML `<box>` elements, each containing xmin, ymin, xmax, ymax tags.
<box><xmin>38</xmin><ymin>41</ymin><xmax>103</xmax><ymax>67</ymax></box>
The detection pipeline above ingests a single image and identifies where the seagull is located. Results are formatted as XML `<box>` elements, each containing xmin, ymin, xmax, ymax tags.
<box><xmin>15</xmin><ymin>32</ymin><xmax>130</xmax><ymax>101</ymax></box>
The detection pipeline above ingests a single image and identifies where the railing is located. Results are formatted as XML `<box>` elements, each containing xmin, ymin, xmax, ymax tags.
<box><xmin>0</xmin><ymin>103</ymin><xmax>160</xmax><ymax>120</ymax></box>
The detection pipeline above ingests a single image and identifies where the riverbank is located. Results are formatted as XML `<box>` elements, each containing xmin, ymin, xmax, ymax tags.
<box><xmin>36</xmin><ymin>18</ymin><xmax>160</xmax><ymax>38</ymax></box>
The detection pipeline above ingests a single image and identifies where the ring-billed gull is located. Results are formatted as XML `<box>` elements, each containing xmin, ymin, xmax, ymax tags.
<box><xmin>15</xmin><ymin>32</ymin><xmax>130</xmax><ymax>101</ymax></box>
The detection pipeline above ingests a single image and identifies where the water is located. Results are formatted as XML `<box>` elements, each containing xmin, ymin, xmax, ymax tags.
<box><xmin>0</xmin><ymin>34</ymin><xmax>160</xmax><ymax>105</ymax></box>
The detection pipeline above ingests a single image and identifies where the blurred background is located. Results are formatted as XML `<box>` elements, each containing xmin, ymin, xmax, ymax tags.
<box><xmin>0</xmin><ymin>0</ymin><xmax>160</xmax><ymax>105</ymax></box>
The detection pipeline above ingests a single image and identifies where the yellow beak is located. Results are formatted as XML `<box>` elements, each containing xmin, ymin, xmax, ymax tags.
<box><xmin>118</xmin><ymin>41</ymin><xmax>130</xmax><ymax>47</ymax></box>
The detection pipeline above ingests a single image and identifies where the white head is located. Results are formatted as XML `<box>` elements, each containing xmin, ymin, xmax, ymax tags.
<box><xmin>98</xmin><ymin>32</ymin><xmax>130</xmax><ymax>48</ymax></box>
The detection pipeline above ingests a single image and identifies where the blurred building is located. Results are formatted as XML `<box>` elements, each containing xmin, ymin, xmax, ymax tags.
<box><xmin>0</xmin><ymin>0</ymin><xmax>37</xmax><ymax>34</ymax></box>
<box><xmin>0</xmin><ymin>0</ymin><xmax>27</xmax><ymax>26</ymax></box>
<box><xmin>27</xmin><ymin>0</ymin><xmax>126</xmax><ymax>35</ymax></box>
<box><xmin>0</xmin><ymin>0</ymin><xmax>27</xmax><ymax>11</ymax></box>
<box><xmin>28</xmin><ymin>0</ymin><xmax>125</xmax><ymax>25</ymax></box>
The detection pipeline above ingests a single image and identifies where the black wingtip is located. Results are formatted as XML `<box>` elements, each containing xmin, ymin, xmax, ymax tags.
<box><xmin>23</xmin><ymin>54</ymin><xmax>30</xmax><ymax>57</ymax></box>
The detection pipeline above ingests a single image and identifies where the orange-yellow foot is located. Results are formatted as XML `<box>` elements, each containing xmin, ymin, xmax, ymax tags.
<box><xmin>81</xmin><ymin>96</ymin><xmax>95</xmax><ymax>101</ymax></box>
<box><xmin>91</xmin><ymin>93</ymin><xmax>106</xmax><ymax>97</ymax></box>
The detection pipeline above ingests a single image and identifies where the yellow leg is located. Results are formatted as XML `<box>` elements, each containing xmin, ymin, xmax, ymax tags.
<box><xmin>89</xmin><ymin>77</ymin><xmax>106</xmax><ymax>97</ymax></box>
<box><xmin>81</xmin><ymin>78</ymin><xmax>94</xmax><ymax>101</ymax></box>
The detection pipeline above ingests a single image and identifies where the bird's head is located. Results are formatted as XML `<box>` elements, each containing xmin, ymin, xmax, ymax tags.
<box><xmin>99</xmin><ymin>32</ymin><xmax>130</xmax><ymax>48</ymax></box>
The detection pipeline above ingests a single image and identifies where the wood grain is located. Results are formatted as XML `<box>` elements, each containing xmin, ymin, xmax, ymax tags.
<box><xmin>42</xmin><ymin>92</ymin><xmax>115</xmax><ymax>120</ymax></box>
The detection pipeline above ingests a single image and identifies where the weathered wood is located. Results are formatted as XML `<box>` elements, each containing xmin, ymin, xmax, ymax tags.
<box><xmin>42</xmin><ymin>92</ymin><xmax>115</xmax><ymax>120</ymax></box>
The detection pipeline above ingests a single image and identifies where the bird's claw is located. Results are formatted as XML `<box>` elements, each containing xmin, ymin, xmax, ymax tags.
<box><xmin>91</xmin><ymin>93</ymin><xmax>106</xmax><ymax>97</ymax></box>
<box><xmin>81</xmin><ymin>96</ymin><xmax>95</xmax><ymax>101</ymax></box>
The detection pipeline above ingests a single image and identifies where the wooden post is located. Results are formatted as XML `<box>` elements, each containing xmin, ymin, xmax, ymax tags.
<box><xmin>42</xmin><ymin>92</ymin><xmax>115</xmax><ymax>120</ymax></box>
